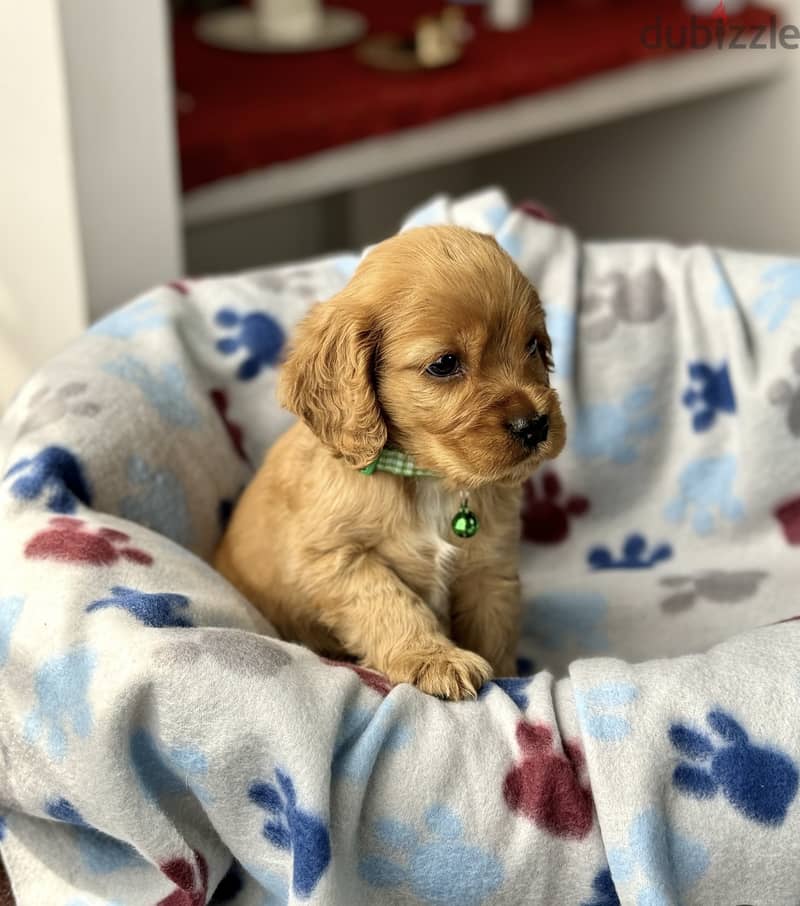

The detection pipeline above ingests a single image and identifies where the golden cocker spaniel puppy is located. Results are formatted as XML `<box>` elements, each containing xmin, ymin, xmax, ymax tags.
<box><xmin>215</xmin><ymin>225</ymin><xmax>565</xmax><ymax>699</ymax></box>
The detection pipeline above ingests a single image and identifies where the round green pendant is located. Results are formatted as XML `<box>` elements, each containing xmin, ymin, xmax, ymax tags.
<box><xmin>452</xmin><ymin>504</ymin><xmax>479</xmax><ymax>539</ymax></box>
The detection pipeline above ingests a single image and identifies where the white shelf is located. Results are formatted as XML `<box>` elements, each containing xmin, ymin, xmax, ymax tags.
<box><xmin>183</xmin><ymin>47</ymin><xmax>785</xmax><ymax>226</ymax></box>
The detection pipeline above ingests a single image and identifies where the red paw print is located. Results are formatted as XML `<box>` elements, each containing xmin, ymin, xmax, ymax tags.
<box><xmin>323</xmin><ymin>658</ymin><xmax>394</xmax><ymax>697</ymax></box>
<box><xmin>24</xmin><ymin>517</ymin><xmax>153</xmax><ymax>566</ymax></box>
<box><xmin>503</xmin><ymin>721</ymin><xmax>594</xmax><ymax>839</ymax></box>
<box><xmin>167</xmin><ymin>280</ymin><xmax>190</xmax><ymax>296</ymax></box>
<box><xmin>158</xmin><ymin>851</ymin><xmax>208</xmax><ymax>906</ymax></box>
<box><xmin>775</xmin><ymin>497</ymin><xmax>800</xmax><ymax>545</ymax></box>
<box><xmin>521</xmin><ymin>472</ymin><xmax>590</xmax><ymax>544</ymax></box>
<box><xmin>211</xmin><ymin>388</ymin><xmax>248</xmax><ymax>463</ymax></box>
<box><xmin>517</xmin><ymin>200</ymin><xmax>558</xmax><ymax>224</ymax></box>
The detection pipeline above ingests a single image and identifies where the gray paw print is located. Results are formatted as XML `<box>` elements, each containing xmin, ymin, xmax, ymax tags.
<box><xmin>254</xmin><ymin>268</ymin><xmax>318</xmax><ymax>300</ymax></box>
<box><xmin>155</xmin><ymin>628</ymin><xmax>291</xmax><ymax>678</ymax></box>
<box><xmin>284</xmin><ymin>267</ymin><xmax>320</xmax><ymax>299</ymax></box>
<box><xmin>582</xmin><ymin>269</ymin><xmax>668</xmax><ymax>341</ymax></box>
<box><xmin>659</xmin><ymin>570</ymin><xmax>768</xmax><ymax>613</ymax></box>
<box><xmin>767</xmin><ymin>348</ymin><xmax>800</xmax><ymax>437</ymax></box>
<box><xmin>252</xmin><ymin>273</ymin><xmax>287</xmax><ymax>293</ymax></box>
<box><xmin>21</xmin><ymin>382</ymin><xmax>100</xmax><ymax>434</ymax></box>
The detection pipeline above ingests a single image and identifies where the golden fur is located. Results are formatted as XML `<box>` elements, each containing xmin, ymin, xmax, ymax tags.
<box><xmin>215</xmin><ymin>226</ymin><xmax>565</xmax><ymax>699</ymax></box>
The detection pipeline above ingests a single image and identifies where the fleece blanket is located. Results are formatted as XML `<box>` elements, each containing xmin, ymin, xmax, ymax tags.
<box><xmin>1</xmin><ymin>188</ymin><xmax>800</xmax><ymax>906</ymax></box>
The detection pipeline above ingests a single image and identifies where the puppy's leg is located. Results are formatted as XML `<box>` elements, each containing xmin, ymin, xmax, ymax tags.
<box><xmin>317</xmin><ymin>554</ymin><xmax>492</xmax><ymax>700</ymax></box>
<box><xmin>451</xmin><ymin>568</ymin><xmax>521</xmax><ymax>678</ymax></box>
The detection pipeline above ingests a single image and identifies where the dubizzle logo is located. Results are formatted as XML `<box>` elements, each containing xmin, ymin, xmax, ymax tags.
<box><xmin>641</xmin><ymin>2</ymin><xmax>800</xmax><ymax>50</ymax></box>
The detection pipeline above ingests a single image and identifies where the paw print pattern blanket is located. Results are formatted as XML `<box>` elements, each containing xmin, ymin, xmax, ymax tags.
<box><xmin>1</xmin><ymin>188</ymin><xmax>800</xmax><ymax>906</ymax></box>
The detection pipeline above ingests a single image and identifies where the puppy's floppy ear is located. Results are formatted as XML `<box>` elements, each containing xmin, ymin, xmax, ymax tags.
<box><xmin>278</xmin><ymin>296</ymin><xmax>387</xmax><ymax>469</ymax></box>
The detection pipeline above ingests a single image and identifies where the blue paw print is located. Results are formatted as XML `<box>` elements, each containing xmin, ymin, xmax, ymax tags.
<box><xmin>119</xmin><ymin>455</ymin><xmax>191</xmax><ymax>546</ymax></box>
<box><xmin>712</xmin><ymin>253</ymin><xmax>737</xmax><ymax>310</ymax></box>
<box><xmin>359</xmin><ymin>804</ymin><xmax>504</xmax><ymax>906</ymax></box>
<box><xmin>45</xmin><ymin>798</ymin><xmax>138</xmax><ymax>875</ymax></box>
<box><xmin>249</xmin><ymin>769</ymin><xmax>331</xmax><ymax>898</ymax></box>
<box><xmin>0</xmin><ymin>596</ymin><xmax>24</xmax><ymax>668</ymax></box>
<box><xmin>543</xmin><ymin>304</ymin><xmax>575</xmax><ymax>378</ymax></box>
<box><xmin>482</xmin><ymin>200</ymin><xmax>511</xmax><ymax>232</ymax></box>
<box><xmin>682</xmin><ymin>362</ymin><xmax>736</xmax><ymax>432</ymax></box>
<box><xmin>495</xmin><ymin>221</ymin><xmax>523</xmax><ymax>259</ymax></box>
<box><xmin>333</xmin><ymin>698</ymin><xmax>411</xmax><ymax>782</ymax></box>
<box><xmin>87</xmin><ymin>586</ymin><xmax>192</xmax><ymax>628</ymax></box>
<box><xmin>525</xmin><ymin>591</ymin><xmax>609</xmax><ymax>653</ymax></box>
<box><xmin>477</xmin><ymin>677</ymin><xmax>530</xmax><ymax>711</ymax></box>
<box><xmin>714</xmin><ymin>279</ymin><xmax>736</xmax><ymax>310</ymax></box>
<box><xmin>333</xmin><ymin>254</ymin><xmax>359</xmax><ymax>281</ymax></box>
<box><xmin>664</xmin><ymin>454</ymin><xmax>744</xmax><ymax>536</ymax></box>
<box><xmin>90</xmin><ymin>296</ymin><xmax>169</xmax><ymax>339</ymax></box>
<box><xmin>25</xmin><ymin>645</ymin><xmax>95</xmax><ymax>760</ymax></box>
<box><xmin>607</xmin><ymin>807</ymin><xmax>709</xmax><ymax>906</ymax></box>
<box><xmin>243</xmin><ymin>862</ymin><xmax>290</xmax><ymax>906</ymax></box>
<box><xmin>582</xmin><ymin>868</ymin><xmax>620</xmax><ymax>906</ymax></box>
<box><xmin>576</xmin><ymin>682</ymin><xmax>638</xmax><ymax>742</ymax></box>
<box><xmin>4</xmin><ymin>446</ymin><xmax>92</xmax><ymax>514</ymax></box>
<box><xmin>753</xmin><ymin>261</ymin><xmax>800</xmax><ymax>331</ymax></box>
<box><xmin>573</xmin><ymin>385</ymin><xmax>660</xmax><ymax>465</ymax></box>
<box><xmin>215</xmin><ymin>309</ymin><xmax>285</xmax><ymax>380</ymax></box>
<box><xmin>102</xmin><ymin>356</ymin><xmax>201</xmax><ymax>427</ymax></box>
<box><xmin>669</xmin><ymin>709</ymin><xmax>799</xmax><ymax>826</ymax></box>
<box><xmin>130</xmin><ymin>727</ymin><xmax>212</xmax><ymax>804</ymax></box>
<box><xmin>402</xmin><ymin>198</ymin><xmax>448</xmax><ymax>230</ymax></box>
<box><xmin>588</xmin><ymin>534</ymin><xmax>673</xmax><ymax>570</ymax></box>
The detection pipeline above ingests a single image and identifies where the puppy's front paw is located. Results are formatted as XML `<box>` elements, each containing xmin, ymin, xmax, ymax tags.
<box><xmin>385</xmin><ymin>645</ymin><xmax>493</xmax><ymax>701</ymax></box>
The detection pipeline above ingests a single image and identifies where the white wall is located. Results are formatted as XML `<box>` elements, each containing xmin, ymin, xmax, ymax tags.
<box><xmin>0</xmin><ymin>3</ymin><xmax>87</xmax><ymax>406</ymax></box>
<box><xmin>59</xmin><ymin>0</ymin><xmax>184</xmax><ymax>318</ymax></box>
<box><xmin>0</xmin><ymin>0</ymin><xmax>183</xmax><ymax>409</ymax></box>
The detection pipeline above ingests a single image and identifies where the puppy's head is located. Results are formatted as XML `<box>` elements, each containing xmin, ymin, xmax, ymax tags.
<box><xmin>279</xmin><ymin>225</ymin><xmax>565</xmax><ymax>488</ymax></box>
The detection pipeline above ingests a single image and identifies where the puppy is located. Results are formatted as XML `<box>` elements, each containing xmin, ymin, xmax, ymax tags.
<box><xmin>215</xmin><ymin>226</ymin><xmax>565</xmax><ymax>699</ymax></box>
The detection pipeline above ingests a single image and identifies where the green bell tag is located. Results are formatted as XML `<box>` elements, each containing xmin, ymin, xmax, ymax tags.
<box><xmin>452</xmin><ymin>495</ymin><xmax>479</xmax><ymax>539</ymax></box>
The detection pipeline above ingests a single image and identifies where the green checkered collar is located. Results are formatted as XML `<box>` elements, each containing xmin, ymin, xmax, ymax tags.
<box><xmin>360</xmin><ymin>449</ymin><xmax>437</xmax><ymax>478</ymax></box>
<box><xmin>360</xmin><ymin>449</ymin><xmax>480</xmax><ymax>538</ymax></box>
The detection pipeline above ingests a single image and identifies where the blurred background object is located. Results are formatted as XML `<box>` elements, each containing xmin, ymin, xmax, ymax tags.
<box><xmin>487</xmin><ymin>0</ymin><xmax>533</xmax><ymax>31</ymax></box>
<box><xmin>195</xmin><ymin>0</ymin><xmax>368</xmax><ymax>53</ymax></box>
<box><xmin>356</xmin><ymin>8</ymin><xmax>468</xmax><ymax>71</ymax></box>
<box><xmin>1</xmin><ymin>0</ymin><xmax>798</xmax><ymax>409</ymax></box>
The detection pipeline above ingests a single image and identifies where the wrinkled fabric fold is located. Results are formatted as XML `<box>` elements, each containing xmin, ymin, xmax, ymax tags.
<box><xmin>0</xmin><ymin>188</ymin><xmax>799</xmax><ymax>905</ymax></box>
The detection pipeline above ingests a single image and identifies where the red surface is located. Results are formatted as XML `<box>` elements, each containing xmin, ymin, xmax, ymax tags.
<box><xmin>174</xmin><ymin>0</ymin><xmax>777</xmax><ymax>192</ymax></box>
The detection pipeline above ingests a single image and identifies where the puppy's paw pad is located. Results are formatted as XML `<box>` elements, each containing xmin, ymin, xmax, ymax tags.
<box><xmin>388</xmin><ymin>647</ymin><xmax>493</xmax><ymax>701</ymax></box>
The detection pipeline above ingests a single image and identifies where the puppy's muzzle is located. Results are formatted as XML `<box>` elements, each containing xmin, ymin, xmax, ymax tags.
<box><xmin>507</xmin><ymin>414</ymin><xmax>549</xmax><ymax>451</ymax></box>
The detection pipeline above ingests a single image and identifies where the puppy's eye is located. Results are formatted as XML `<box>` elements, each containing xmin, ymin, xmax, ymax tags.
<box><xmin>426</xmin><ymin>354</ymin><xmax>461</xmax><ymax>378</ymax></box>
<box><xmin>527</xmin><ymin>338</ymin><xmax>540</xmax><ymax>358</ymax></box>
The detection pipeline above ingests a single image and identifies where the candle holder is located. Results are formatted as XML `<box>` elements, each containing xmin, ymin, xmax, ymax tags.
<box><xmin>196</xmin><ymin>0</ymin><xmax>366</xmax><ymax>53</ymax></box>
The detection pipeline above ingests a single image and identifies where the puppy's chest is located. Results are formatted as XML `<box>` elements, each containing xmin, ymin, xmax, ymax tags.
<box><xmin>408</xmin><ymin>484</ymin><xmax>463</xmax><ymax>620</ymax></box>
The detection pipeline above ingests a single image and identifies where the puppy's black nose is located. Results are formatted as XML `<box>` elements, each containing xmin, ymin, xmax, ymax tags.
<box><xmin>508</xmin><ymin>414</ymin><xmax>549</xmax><ymax>450</ymax></box>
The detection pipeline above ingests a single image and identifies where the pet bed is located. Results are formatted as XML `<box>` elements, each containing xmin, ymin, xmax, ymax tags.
<box><xmin>1</xmin><ymin>189</ymin><xmax>799</xmax><ymax>906</ymax></box>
